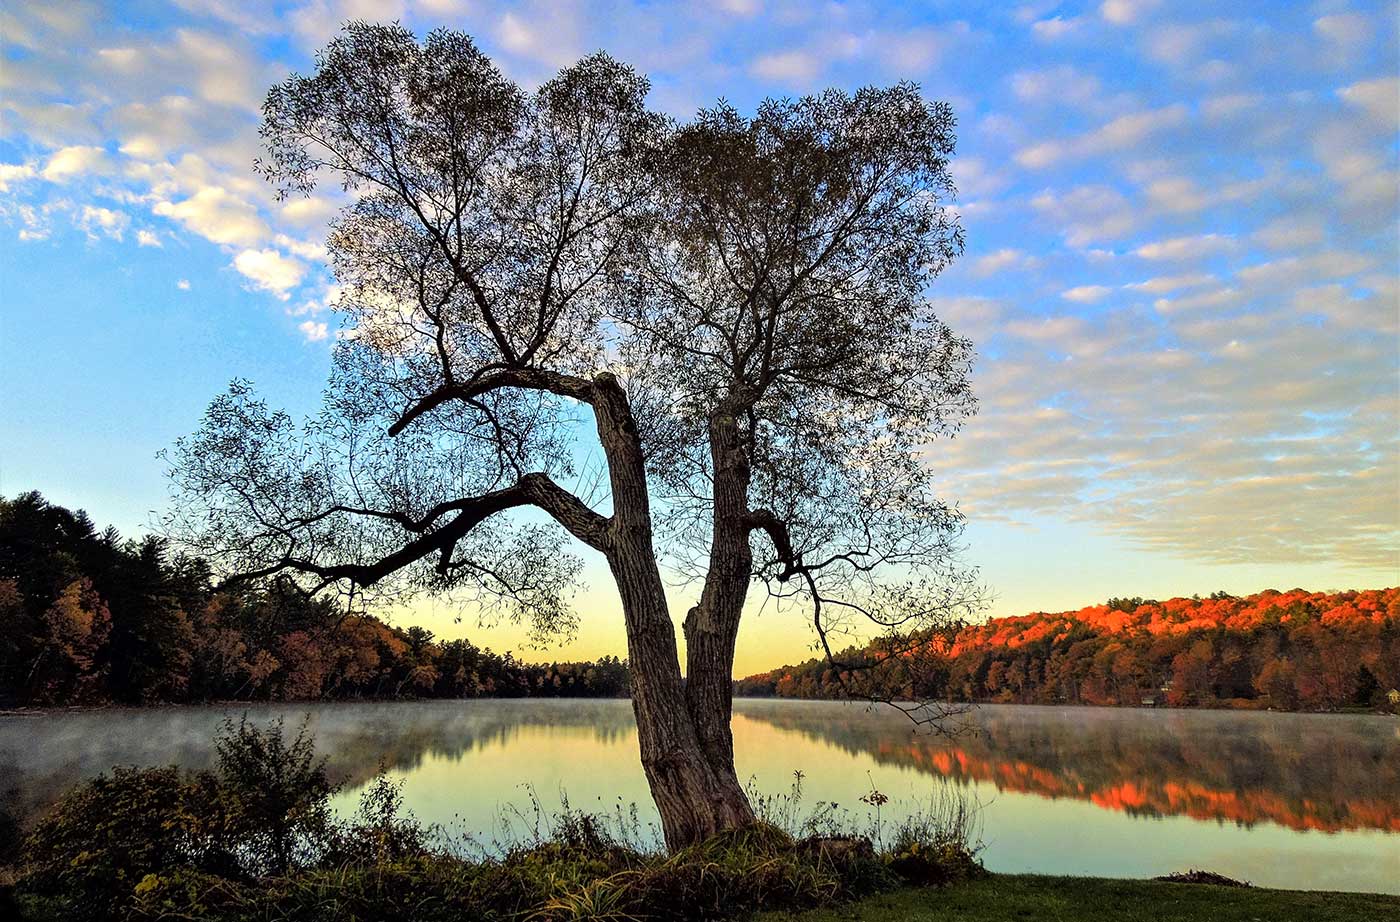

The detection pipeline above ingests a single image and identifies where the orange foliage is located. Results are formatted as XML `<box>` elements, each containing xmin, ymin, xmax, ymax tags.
<box><xmin>739</xmin><ymin>587</ymin><xmax>1400</xmax><ymax>712</ymax></box>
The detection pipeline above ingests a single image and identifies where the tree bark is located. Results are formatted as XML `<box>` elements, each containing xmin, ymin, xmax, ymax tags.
<box><xmin>591</xmin><ymin>375</ymin><xmax>756</xmax><ymax>850</ymax></box>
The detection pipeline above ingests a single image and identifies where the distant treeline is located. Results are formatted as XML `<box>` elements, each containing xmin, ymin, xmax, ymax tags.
<box><xmin>0</xmin><ymin>492</ymin><xmax>629</xmax><ymax>706</ymax></box>
<box><xmin>736</xmin><ymin>588</ymin><xmax>1400</xmax><ymax>712</ymax></box>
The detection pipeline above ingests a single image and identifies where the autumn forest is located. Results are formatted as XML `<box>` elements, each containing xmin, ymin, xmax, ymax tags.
<box><xmin>738</xmin><ymin>588</ymin><xmax>1400</xmax><ymax>712</ymax></box>
<box><xmin>3</xmin><ymin>491</ymin><xmax>1394</xmax><ymax>714</ymax></box>
<box><xmin>0</xmin><ymin>492</ymin><xmax>629</xmax><ymax>707</ymax></box>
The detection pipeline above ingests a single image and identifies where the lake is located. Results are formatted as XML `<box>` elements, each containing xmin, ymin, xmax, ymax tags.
<box><xmin>2</xmin><ymin>699</ymin><xmax>1396</xmax><ymax>894</ymax></box>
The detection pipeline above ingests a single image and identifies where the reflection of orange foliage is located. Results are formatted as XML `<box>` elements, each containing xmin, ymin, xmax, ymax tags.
<box><xmin>880</xmin><ymin>738</ymin><xmax>1400</xmax><ymax>834</ymax></box>
<box><xmin>1092</xmin><ymin>781</ymin><xmax>1148</xmax><ymax>810</ymax></box>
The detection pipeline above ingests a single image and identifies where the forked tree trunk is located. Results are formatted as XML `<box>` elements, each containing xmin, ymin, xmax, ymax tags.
<box><xmin>592</xmin><ymin>375</ymin><xmax>757</xmax><ymax>849</ymax></box>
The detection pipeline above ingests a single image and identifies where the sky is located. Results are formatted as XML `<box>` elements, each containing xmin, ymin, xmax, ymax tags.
<box><xmin>1</xmin><ymin>0</ymin><xmax>1397</xmax><ymax>676</ymax></box>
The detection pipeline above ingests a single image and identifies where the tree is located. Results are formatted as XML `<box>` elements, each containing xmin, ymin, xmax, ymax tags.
<box><xmin>166</xmin><ymin>23</ymin><xmax>977</xmax><ymax>849</ymax></box>
<box><xmin>32</xmin><ymin>578</ymin><xmax>110</xmax><ymax>704</ymax></box>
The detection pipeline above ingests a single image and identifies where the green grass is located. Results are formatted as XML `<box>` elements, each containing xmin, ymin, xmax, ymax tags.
<box><xmin>756</xmin><ymin>874</ymin><xmax>1400</xmax><ymax>922</ymax></box>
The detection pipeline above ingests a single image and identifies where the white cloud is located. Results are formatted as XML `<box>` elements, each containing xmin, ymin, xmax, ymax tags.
<box><xmin>232</xmin><ymin>247</ymin><xmax>307</xmax><ymax>299</ymax></box>
<box><xmin>153</xmin><ymin>186</ymin><xmax>269</xmax><ymax>247</ymax></box>
<box><xmin>1201</xmin><ymin>93</ymin><xmax>1262</xmax><ymax>120</ymax></box>
<box><xmin>289</xmin><ymin>0</ymin><xmax>409</xmax><ymax>51</ymax></box>
<box><xmin>750</xmin><ymin>50</ymin><xmax>821</xmax><ymax>83</ymax></box>
<box><xmin>716</xmin><ymin>0</ymin><xmax>759</xmax><ymax>14</ymax></box>
<box><xmin>969</xmin><ymin>248</ymin><xmax>1039</xmax><ymax>278</ymax></box>
<box><xmin>1314</xmin><ymin>13</ymin><xmax>1370</xmax><ymax>51</ymax></box>
<box><xmin>171</xmin><ymin>0</ymin><xmax>279</xmax><ymax>35</ymax></box>
<box><xmin>1292</xmin><ymin>283</ymin><xmax>1398</xmax><ymax>336</ymax></box>
<box><xmin>1338</xmin><ymin>76</ymin><xmax>1399</xmax><ymax>128</ymax></box>
<box><xmin>1010</xmin><ymin>66</ymin><xmax>1102</xmax><ymax>108</ymax></box>
<box><xmin>290</xmin><ymin>281</ymin><xmax>343</xmax><ymax>319</ymax></box>
<box><xmin>1125</xmin><ymin>272</ymin><xmax>1214</xmax><ymax>294</ymax></box>
<box><xmin>493</xmin><ymin>8</ymin><xmax>579</xmax><ymax>70</ymax></box>
<box><xmin>299</xmin><ymin>319</ymin><xmax>330</xmax><ymax>341</ymax></box>
<box><xmin>1094</xmin><ymin>104</ymin><xmax>1188</xmax><ymax>148</ymax></box>
<box><xmin>949</xmin><ymin>157</ymin><xmax>1009</xmax><ymax>199</ymax></box>
<box><xmin>77</xmin><ymin>204</ymin><xmax>129</xmax><ymax>241</ymax></box>
<box><xmin>1016</xmin><ymin>104</ymin><xmax>1187</xmax><ymax>168</ymax></box>
<box><xmin>1145</xmin><ymin>20</ymin><xmax>1241</xmax><ymax>67</ymax></box>
<box><xmin>1100</xmin><ymin>0</ymin><xmax>1159</xmax><ymax>25</ymax></box>
<box><xmin>279</xmin><ymin>195</ymin><xmax>339</xmax><ymax>228</ymax></box>
<box><xmin>1236</xmin><ymin>252</ymin><xmax>1374</xmax><ymax>289</ymax></box>
<box><xmin>0</xmin><ymin>162</ymin><xmax>36</xmax><ymax>191</ymax></box>
<box><xmin>878</xmin><ymin>27</ymin><xmax>955</xmax><ymax>75</ymax></box>
<box><xmin>177</xmin><ymin>278</ymin><xmax>191</xmax><ymax>290</ymax></box>
<box><xmin>136</xmin><ymin>229</ymin><xmax>162</xmax><ymax>247</ymax></box>
<box><xmin>1151</xmin><ymin>286</ymin><xmax>1243</xmax><ymax>315</ymax></box>
<box><xmin>171</xmin><ymin>30</ymin><xmax>265</xmax><ymax>111</ymax></box>
<box><xmin>1032</xmin><ymin>185</ymin><xmax>1137</xmax><ymax>246</ymax></box>
<box><xmin>1132</xmin><ymin>234</ymin><xmax>1236</xmax><ymax>260</ymax></box>
<box><xmin>1031</xmin><ymin>16</ymin><xmax>1087</xmax><ymax>41</ymax></box>
<box><xmin>1062</xmin><ymin>285</ymin><xmax>1112</xmax><ymax>303</ymax></box>
<box><xmin>1252</xmin><ymin>219</ymin><xmax>1325</xmax><ymax>252</ymax></box>
<box><xmin>41</xmin><ymin>145</ymin><xmax>110</xmax><ymax>182</ymax></box>
<box><xmin>1005</xmin><ymin>315</ymin><xmax>1086</xmax><ymax>343</ymax></box>
<box><xmin>273</xmin><ymin>233</ymin><xmax>328</xmax><ymax>262</ymax></box>
<box><xmin>498</xmin><ymin>12</ymin><xmax>536</xmax><ymax>55</ymax></box>
<box><xmin>1140</xmin><ymin>176</ymin><xmax>1209</xmax><ymax>213</ymax></box>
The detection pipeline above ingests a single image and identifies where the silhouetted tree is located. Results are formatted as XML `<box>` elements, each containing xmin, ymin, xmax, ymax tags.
<box><xmin>164</xmin><ymin>23</ymin><xmax>978</xmax><ymax>848</ymax></box>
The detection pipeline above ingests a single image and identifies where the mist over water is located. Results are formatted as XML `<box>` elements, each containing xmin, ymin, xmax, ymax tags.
<box><xmin>3</xmin><ymin>699</ymin><xmax>1396</xmax><ymax>893</ymax></box>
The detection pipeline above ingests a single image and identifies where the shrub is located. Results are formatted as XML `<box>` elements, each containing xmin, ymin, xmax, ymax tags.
<box><xmin>883</xmin><ymin>802</ymin><xmax>986</xmax><ymax>887</ymax></box>
<box><xmin>325</xmin><ymin>772</ymin><xmax>431</xmax><ymax>867</ymax></box>
<box><xmin>215</xmin><ymin>715</ymin><xmax>336</xmax><ymax>875</ymax></box>
<box><xmin>0</xmin><ymin>785</ymin><xmax>22</xmax><ymax>866</ymax></box>
<box><xmin>19</xmin><ymin>765</ymin><xmax>237</xmax><ymax>920</ymax></box>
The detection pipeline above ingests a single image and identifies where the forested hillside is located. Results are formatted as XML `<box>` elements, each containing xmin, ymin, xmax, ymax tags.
<box><xmin>736</xmin><ymin>589</ymin><xmax>1400</xmax><ymax>711</ymax></box>
<box><xmin>0</xmin><ymin>493</ymin><xmax>628</xmax><ymax>706</ymax></box>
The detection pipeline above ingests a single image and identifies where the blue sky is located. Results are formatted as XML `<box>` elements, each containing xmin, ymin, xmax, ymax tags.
<box><xmin>1</xmin><ymin>0</ymin><xmax>1396</xmax><ymax>672</ymax></box>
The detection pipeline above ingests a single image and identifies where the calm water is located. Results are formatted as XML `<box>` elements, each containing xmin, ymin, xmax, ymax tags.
<box><xmin>2</xmin><ymin>699</ymin><xmax>1396</xmax><ymax>893</ymax></box>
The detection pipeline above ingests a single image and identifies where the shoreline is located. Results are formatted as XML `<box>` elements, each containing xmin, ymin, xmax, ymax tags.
<box><xmin>3</xmin><ymin>696</ymin><xmax>1395</xmax><ymax>719</ymax></box>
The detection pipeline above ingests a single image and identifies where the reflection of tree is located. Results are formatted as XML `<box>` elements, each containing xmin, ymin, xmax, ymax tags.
<box><xmin>734</xmin><ymin>701</ymin><xmax>1400</xmax><ymax>833</ymax></box>
<box><xmin>0</xmin><ymin>700</ymin><xmax>640</xmax><ymax>825</ymax></box>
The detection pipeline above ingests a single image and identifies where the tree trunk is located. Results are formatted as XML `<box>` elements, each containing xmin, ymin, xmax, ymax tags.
<box><xmin>591</xmin><ymin>375</ymin><xmax>756</xmax><ymax>850</ymax></box>
<box><xmin>684</xmin><ymin>411</ymin><xmax>752</xmax><ymax>774</ymax></box>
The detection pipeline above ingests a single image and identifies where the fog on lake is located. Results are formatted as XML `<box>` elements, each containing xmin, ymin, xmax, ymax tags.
<box><xmin>3</xmin><ymin>699</ymin><xmax>1396</xmax><ymax>893</ymax></box>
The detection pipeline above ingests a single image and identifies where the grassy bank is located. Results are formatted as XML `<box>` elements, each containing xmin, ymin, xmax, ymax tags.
<box><xmin>758</xmin><ymin>874</ymin><xmax>1400</xmax><ymax>922</ymax></box>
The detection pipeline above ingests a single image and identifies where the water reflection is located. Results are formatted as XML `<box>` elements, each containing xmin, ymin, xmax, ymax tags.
<box><xmin>1</xmin><ymin>699</ymin><xmax>1396</xmax><ymax>893</ymax></box>
<box><xmin>737</xmin><ymin>701</ymin><xmax>1400</xmax><ymax>833</ymax></box>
